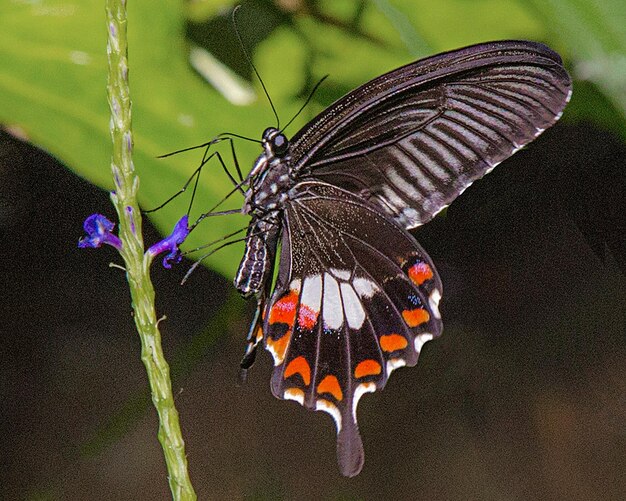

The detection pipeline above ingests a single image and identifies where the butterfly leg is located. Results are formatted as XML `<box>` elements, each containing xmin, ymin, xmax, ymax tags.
<box><xmin>142</xmin><ymin>151</ymin><xmax>209</xmax><ymax>214</ymax></box>
<box><xmin>226</xmin><ymin>136</ymin><xmax>244</xmax><ymax>183</ymax></box>
<box><xmin>212</xmin><ymin>149</ymin><xmax>245</xmax><ymax>196</ymax></box>
<box><xmin>144</xmin><ymin>138</ymin><xmax>245</xmax><ymax>216</ymax></box>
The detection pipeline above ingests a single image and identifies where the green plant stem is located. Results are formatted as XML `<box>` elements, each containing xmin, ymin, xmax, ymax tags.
<box><xmin>105</xmin><ymin>1</ymin><xmax>196</xmax><ymax>499</ymax></box>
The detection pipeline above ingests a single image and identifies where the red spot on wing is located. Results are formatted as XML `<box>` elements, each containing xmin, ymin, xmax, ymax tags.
<box><xmin>379</xmin><ymin>333</ymin><xmax>408</xmax><ymax>352</ymax></box>
<box><xmin>317</xmin><ymin>375</ymin><xmax>343</xmax><ymax>401</ymax></box>
<box><xmin>269</xmin><ymin>290</ymin><xmax>299</xmax><ymax>327</ymax></box>
<box><xmin>298</xmin><ymin>304</ymin><xmax>319</xmax><ymax>330</ymax></box>
<box><xmin>408</xmin><ymin>262</ymin><xmax>433</xmax><ymax>285</ymax></box>
<box><xmin>402</xmin><ymin>308</ymin><xmax>430</xmax><ymax>327</ymax></box>
<box><xmin>354</xmin><ymin>360</ymin><xmax>382</xmax><ymax>379</ymax></box>
<box><xmin>284</xmin><ymin>356</ymin><xmax>311</xmax><ymax>386</ymax></box>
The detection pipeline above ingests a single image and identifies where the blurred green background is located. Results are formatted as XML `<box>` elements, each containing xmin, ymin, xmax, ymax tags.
<box><xmin>0</xmin><ymin>1</ymin><xmax>625</xmax><ymax>500</ymax></box>
<box><xmin>1</xmin><ymin>0</ymin><xmax>624</xmax><ymax>275</ymax></box>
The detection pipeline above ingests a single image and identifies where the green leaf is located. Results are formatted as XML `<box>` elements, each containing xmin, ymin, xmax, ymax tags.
<box><xmin>379</xmin><ymin>0</ymin><xmax>545</xmax><ymax>50</ymax></box>
<box><xmin>522</xmin><ymin>0</ymin><xmax>626</xmax><ymax>126</ymax></box>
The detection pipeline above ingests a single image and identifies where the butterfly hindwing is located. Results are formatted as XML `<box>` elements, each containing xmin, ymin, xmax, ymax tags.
<box><xmin>291</xmin><ymin>41</ymin><xmax>571</xmax><ymax>228</ymax></box>
<box><xmin>261</xmin><ymin>182</ymin><xmax>442</xmax><ymax>476</ymax></box>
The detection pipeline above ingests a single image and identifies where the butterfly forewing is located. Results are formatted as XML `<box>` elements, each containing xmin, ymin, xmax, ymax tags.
<box><xmin>261</xmin><ymin>182</ymin><xmax>443</xmax><ymax>476</ymax></box>
<box><xmin>291</xmin><ymin>41</ymin><xmax>571</xmax><ymax>228</ymax></box>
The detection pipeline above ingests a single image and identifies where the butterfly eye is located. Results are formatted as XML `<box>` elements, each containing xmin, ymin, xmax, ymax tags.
<box><xmin>272</xmin><ymin>134</ymin><xmax>289</xmax><ymax>156</ymax></box>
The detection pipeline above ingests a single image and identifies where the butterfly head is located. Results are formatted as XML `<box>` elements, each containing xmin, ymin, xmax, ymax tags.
<box><xmin>262</xmin><ymin>127</ymin><xmax>289</xmax><ymax>158</ymax></box>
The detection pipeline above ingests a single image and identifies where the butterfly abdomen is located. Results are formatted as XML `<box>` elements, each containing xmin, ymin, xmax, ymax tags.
<box><xmin>234</xmin><ymin>220</ymin><xmax>280</xmax><ymax>298</ymax></box>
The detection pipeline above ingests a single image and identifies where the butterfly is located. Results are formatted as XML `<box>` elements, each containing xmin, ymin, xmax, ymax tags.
<box><xmin>231</xmin><ymin>40</ymin><xmax>571</xmax><ymax>477</ymax></box>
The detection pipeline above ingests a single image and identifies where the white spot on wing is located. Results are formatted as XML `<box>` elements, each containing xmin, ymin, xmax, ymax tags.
<box><xmin>352</xmin><ymin>382</ymin><xmax>376</xmax><ymax>422</ymax></box>
<box><xmin>323</xmin><ymin>273</ymin><xmax>344</xmax><ymax>330</ymax></box>
<box><xmin>340</xmin><ymin>283</ymin><xmax>365</xmax><ymax>330</ymax></box>
<box><xmin>386</xmin><ymin>358</ymin><xmax>406</xmax><ymax>375</ymax></box>
<box><xmin>414</xmin><ymin>333</ymin><xmax>434</xmax><ymax>352</ymax></box>
<box><xmin>301</xmin><ymin>274</ymin><xmax>322</xmax><ymax>312</ymax></box>
<box><xmin>267</xmin><ymin>345</ymin><xmax>281</xmax><ymax>366</ymax></box>
<box><xmin>316</xmin><ymin>399</ymin><xmax>342</xmax><ymax>432</ymax></box>
<box><xmin>353</xmin><ymin>277</ymin><xmax>380</xmax><ymax>298</ymax></box>
<box><xmin>429</xmin><ymin>289</ymin><xmax>442</xmax><ymax>319</ymax></box>
<box><xmin>284</xmin><ymin>388</ymin><xmax>304</xmax><ymax>405</ymax></box>
<box><xmin>290</xmin><ymin>278</ymin><xmax>302</xmax><ymax>293</ymax></box>
<box><xmin>330</xmin><ymin>268</ymin><xmax>351</xmax><ymax>280</ymax></box>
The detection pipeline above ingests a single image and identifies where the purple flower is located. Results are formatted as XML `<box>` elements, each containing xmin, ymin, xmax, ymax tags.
<box><xmin>147</xmin><ymin>215</ymin><xmax>190</xmax><ymax>269</ymax></box>
<box><xmin>78</xmin><ymin>214</ymin><xmax>122</xmax><ymax>250</ymax></box>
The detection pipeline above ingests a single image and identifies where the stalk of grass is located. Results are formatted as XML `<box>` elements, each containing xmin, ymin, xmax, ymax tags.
<box><xmin>105</xmin><ymin>1</ymin><xmax>196</xmax><ymax>498</ymax></box>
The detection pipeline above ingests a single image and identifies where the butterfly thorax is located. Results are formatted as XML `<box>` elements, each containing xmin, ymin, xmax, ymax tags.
<box><xmin>235</xmin><ymin>127</ymin><xmax>292</xmax><ymax>298</ymax></box>
<box><xmin>242</xmin><ymin>129</ymin><xmax>292</xmax><ymax>217</ymax></box>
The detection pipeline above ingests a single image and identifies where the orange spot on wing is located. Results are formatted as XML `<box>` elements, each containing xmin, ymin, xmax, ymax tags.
<box><xmin>354</xmin><ymin>359</ymin><xmax>382</xmax><ymax>378</ymax></box>
<box><xmin>269</xmin><ymin>290</ymin><xmax>298</xmax><ymax>327</ymax></box>
<box><xmin>317</xmin><ymin>375</ymin><xmax>343</xmax><ymax>401</ymax></box>
<box><xmin>408</xmin><ymin>262</ymin><xmax>434</xmax><ymax>285</ymax></box>
<box><xmin>402</xmin><ymin>308</ymin><xmax>430</xmax><ymax>327</ymax></box>
<box><xmin>266</xmin><ymin>329</ymin><xmax>291</xmax><ymax>364</ymax></box>
<box><xmin>284</xmin><ymin>356</ymin><xmax>311</xmax><ymax>386</ymax></box>
<box><xmin>380</xmin><ymin>334</ymin><xmax>408</xmax><ymax>352</ymax></box>
<box><xmin>298</xmin><ymin>304</ymin><xmax>319</xmax><ymax>330</ymax></box>
<box><xmin>255</xmin><ymin>324</ymin><xmax>263</xmax><ymax>343</ymax></box>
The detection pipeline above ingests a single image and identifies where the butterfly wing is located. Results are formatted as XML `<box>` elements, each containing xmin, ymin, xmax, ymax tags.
<box><xmin>261</xmin><ymin>181</ymin><xmax>443</xmax><ymax>476</ymax></box>
<box><xmin>290</xmin><ymin>40</ymin><xmax>572</xmax><ymax>228</ymax></box>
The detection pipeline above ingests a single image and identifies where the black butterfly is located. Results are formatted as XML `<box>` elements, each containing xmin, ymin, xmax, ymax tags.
<box><xmin>232</xmin><ymin>40</ymin><xmax>571</xmax><ymax>477</ymax></box>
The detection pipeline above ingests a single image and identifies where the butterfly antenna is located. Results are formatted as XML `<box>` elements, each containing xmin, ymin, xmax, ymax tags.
<box><xmin>157</xmin><ymin>132</ymin><xmax>260</xmax><ymax>159</ymax></box>
<box><xmin>281</xmin><ymin>74</ymin><xmax>329</xmax><ymax>134</ymax></box>
<box><xmin>232</xmin><ymin>5</ymin><xmax>281</xmax><ymax>129</ymax></box>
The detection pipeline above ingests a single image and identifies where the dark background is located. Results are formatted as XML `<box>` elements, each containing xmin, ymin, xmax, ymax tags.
<box><xmin>1</xmin><ymin>121</ymin><xmax>625</xmax><ymax>499</ymax></box>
